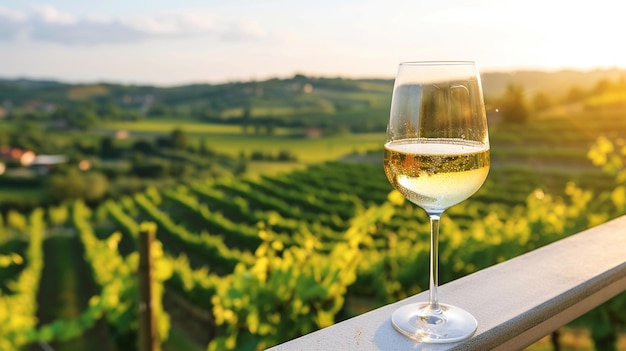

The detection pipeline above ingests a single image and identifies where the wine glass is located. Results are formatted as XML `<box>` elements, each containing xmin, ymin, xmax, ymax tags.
<box><xmin>383</xmin><ymin>61</ymin><xmax>490</xmax><ymax>343</ymax></box>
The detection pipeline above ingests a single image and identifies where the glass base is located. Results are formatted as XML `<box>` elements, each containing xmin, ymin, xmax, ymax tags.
<box><xmin>391</xmin><ymin>302</ymin><xmax>477</xmax><ymax>343</ymax></box>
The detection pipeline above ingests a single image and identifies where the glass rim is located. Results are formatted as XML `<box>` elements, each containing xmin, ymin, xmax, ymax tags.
<box><xmin>399</xmin><ymin>60</ymin><xmax>476</xmax><ymax>66</ymax></box>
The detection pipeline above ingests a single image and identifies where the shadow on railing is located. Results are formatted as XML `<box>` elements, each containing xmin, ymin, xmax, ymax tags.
<box><xmin>267</xmin><ymin>215</ymin><xmax>626</xmax><ymax>351</ymax></box>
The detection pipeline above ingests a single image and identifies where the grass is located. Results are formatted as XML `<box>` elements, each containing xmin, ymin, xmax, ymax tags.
<box><xmin>245</xmin><ymin>161</ymin><xmax>307</xmax><ymax>177</ymax></box>
<box><xmin>163</xmin><ymin>325</ymin><xmax>206</xmax><ymax>351</ymax></box>
<box><xmin>102</xmin><ymin>119</ymin><xmax>293</xmax><ymax>136</ymax></box>
<box><xmin>0</xmin><ymin>186</ymin><xmax>43</xmax><ymax>202</ymax></box>
<box><xmin>36</xmin><ymin>235</ymin><xmax>113</xmax><ymax>351</ymax></box>
<box><xmin>194</xmin><ymin>132</ymin><xmax>384</xmax><ymax>163</ymax></box>
<box><xmin>101</xmin><ymin>119</ymin><xmax>385</xmax><ymax>164</ymax></box>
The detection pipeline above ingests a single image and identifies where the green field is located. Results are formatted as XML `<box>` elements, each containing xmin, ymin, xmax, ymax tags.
<box><xmin>0</xmin><ymin>186</ymin><xmax>43</xmax><ymax>203</ymax></box>
<box><xmin>103</xmin><ymin>119</ymin><xmax>289</xmax><ymax>135</ymax></box>
<box><xmin>101</xmin><ymin>120</ymin><xmax>385</xmax><ymax>163</ymax></box>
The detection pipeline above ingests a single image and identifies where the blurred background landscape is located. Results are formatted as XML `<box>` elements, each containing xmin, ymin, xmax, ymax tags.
<box><xmin>1</xmin><ymin>1</ymin><xmax>625</xmax><ymax>350</ymax></box>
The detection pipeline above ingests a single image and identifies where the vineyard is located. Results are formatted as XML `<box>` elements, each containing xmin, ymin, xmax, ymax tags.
<box><xmin>1</xmin><ymin>106</ymin><xmax>626</xmax><ymax>350</ymax></box>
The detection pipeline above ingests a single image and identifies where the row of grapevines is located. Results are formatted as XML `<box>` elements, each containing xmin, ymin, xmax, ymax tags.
<box><xmin>134</xmin><ymin>192</ymin><xmax>254</xmax><ymax>273</ymax></box>
<box><xmin>72</xmin><ymin>201</ymin><xmax>171</xmax><ymax>346</ymax></box>
<box><xmin>579</xmin><ymin>136</ymin><xmax>626</xmax><ymax>349</ymax></box>
<box><xmin>213</xmin><ymin>179</ymin><xmax>341</xmax><ymax>228</ymax></box>
<box><xmin>0</xmin><ymin>204</ymin><xmax>137</xmax><ymax>348</ymax></box>
<box><xmin>0</xmin><ymin>209</ymin><xmax>44</xmax><ymax>350</ymax></box>
<box><xmin>190</xmin><ymin>182</ymin><xmax>344</xmax><ymax>243</ymax></box>
<box><xmin>104</xmin><ymin>198</ymin><xmax>224</xmax><ymax>309</ymax></box>
<box><xmin>259</xmin><ymin>173</ymin><xmax>364</xmax><ymax>209</ymax></box>
<box><xmin>161</xmin><ymin>187</ymin><xmax>266</xmax><ymax>250</ymax></box>
<box><xmin>240</xmin><ymin>178</ymin><xmax>357</xmax><ymax>222</ymax></box>
<box><xmin>207</xmin><ymin>203</ymin><xmax>396</xmax><ymax>350</ymax></box>
<box><xmin>292</xmin><ymin>161</ymin><xmax>391</xmax><ymax>204</ymax></box>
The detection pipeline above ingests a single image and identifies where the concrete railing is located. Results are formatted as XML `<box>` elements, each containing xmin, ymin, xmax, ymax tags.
<box><xmin>267</xmin><ymin>215</ymin><xmax>626</xmax><ymax>351</ymax></box>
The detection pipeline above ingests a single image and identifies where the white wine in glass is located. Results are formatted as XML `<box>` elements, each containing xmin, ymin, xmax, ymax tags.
<box><xmin>384</xmin><ymin>61</ymin><xmax>490</xmax><ymax>343</ymax></box>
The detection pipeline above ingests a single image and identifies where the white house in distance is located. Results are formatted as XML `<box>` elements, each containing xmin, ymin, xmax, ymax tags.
<box><xmin>28</xmin><ymin>155</ymin><xmax>69</xmax><ymax>174</ymax></box>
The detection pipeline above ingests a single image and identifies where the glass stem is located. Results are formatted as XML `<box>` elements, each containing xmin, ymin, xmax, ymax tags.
<box><xmin>428</xmin><ymin>211</ymin><xmax>443</xmax><ymax>314</ymax></box>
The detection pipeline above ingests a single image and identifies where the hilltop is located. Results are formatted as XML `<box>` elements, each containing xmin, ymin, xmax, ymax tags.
<box><xmin>481</xmin><ymin>67</ymin><xmax>626</xmax><ymax>98</ymax></box>
<box><xmin>1</xmin><ymin>68</ymin><xmax>625</xmax><ymax>132</ymax></box>
<box><xmin>2</xmin><ymin>67</ymin><xmax>625</xmax><ymax>100</ymax></box>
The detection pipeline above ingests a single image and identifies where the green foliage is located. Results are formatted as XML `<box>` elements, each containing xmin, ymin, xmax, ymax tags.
<box><xmin>532</xmin><ymin>90</ymin><xmax>554</xmax><ymax>112</ymax></box>
<box><xmin>170</xmin><ymin>128</ymin><xmax>188</xmax><ymax>150</ymax></box>
<box><xmin>581</xmin><ymin>137</ymin><xmax>626</xmax><ymax>350</ymax></box>
<box><xmin>0</xmin><ymin>213</ymin><xmax>4</xmax><ymax>242</ymax></box>
<box><xmin>498</xmin><ymin>83</ymin><xmax>530</xmax><ymax>124</ymax></box>
<box><xmin>70</xmin><ymin>201</ymin><xmax>172</xmax><ymax>348</ymax></box>
<box><xmin>47</xmin><ymin>204</ymin><xmax>69</xmax><ymax>226</ymax></box>
<box><xmin>51</xmin><ymin>103</ymin><xmax>100</xmax><ymax>130</ymax></box>
<box><xmin>44</xmin><ymin>169</ymin><xmax>109</xmax><ymax>203</ymax></box>
<box><xmin>1</xmin><ymin>73</ymin><xmax>626</xmax><ymax>350</ymax></box>
<box><xmin>207</xmin><ymin>204</ymin><xmax>394</xmax><ymax>351</ymax></box>
<box><xmin>0</xmin><ymin>208</ymin><xmax>44</xmax><ymax>350</ymax></box>
<box><xmin>134</xmin><ymin>191</ymin><xmax>254</xmax><ymax>272</ymax></box>
<box><xmin>0</xmin><ymin>152</ymin><xmax>624</xmax><ymax>350</ymax></box>
<box><xmin>0</xmin><ymin>252</ymin><xmax>22</xmax><ymax>268</ymax></box>
<box><xmin>588</xmin><ymin>136</ymin><xmax>626</xmax><ymax>214</ymax></box>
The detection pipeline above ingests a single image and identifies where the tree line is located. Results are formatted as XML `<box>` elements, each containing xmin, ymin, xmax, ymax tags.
<box><xmin>494</xmin><ymin>75</ymin><xmax>626</xmax><ymax>124</ymax></box>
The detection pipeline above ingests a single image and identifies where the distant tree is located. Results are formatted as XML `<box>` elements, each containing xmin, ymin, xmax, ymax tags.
<box><xmin>532</xmin><ymin>91</ymin><xmax>554</xmax><ymax>113</ymax></box>
<box><xmin>198</xmin><ymin>137</ymin><xmax>215</xmax><ymax>156</ymax></box>
<box><xmin>564</xmin><ymin>85</ymin><xmax>587</xmax><ymax>103</ymax></box>
<box><xmin>499</xmin><ymin>84</ymin><xmax>530</xmax><ymax>124</ymax></box>
<box><xmin>250</xmin><ymin>151</ymin><xmax>268</xmax><ymax>161</ymax></box>
<box><xmin>148</xmin><ymin>103</ymin><xmax>170</xmax><ymax>117</ymax></box>
<box><xmin>100</xmin><ymin>136</ymin><xmax>117</xmax><ymax>158</ymax></box>
<box><xmin>52</xmin><ymin>103</ymin><xmax>99</xmax><ymax>130</ymax></box>
<box><xmin>592</xmin><ymin>79</ymin><xmax>612</xmax><ymax>95</ymax></box>
<box><xmin>241</xmin><ymin>107</ymin><xmax>252</xmax><ymax>133</ymax></box>
<box><xmin>238</xmin><ymin>151</ymin><xmax>247</xmax><ymax>161</ymax></box>
<box><xmin>277</xmin><ymin>150</ymin><xmax>297</xmax><ymax>161</ymax></box>
<box><xmin>7</xmin><ymin>109</ymin><xmax>44</xmax><ymax>121</ymax></box>
<box><xmin>73</xmin><ymin>108</ymin><xmax>99</xmax><ymax>130</ymax></box>
<box><xmin>73</xmin><ymin>139</ymin><xmax>97</xmax><ymax>156</ymax></box>
<box><xmin>234</xmin><ymin>161</ymin><xmax>247</xmax><ymax>175</ymax></box>
<box><xmin>242</xmin><ymin>107</ymin><xmax>252</xmax><ymax>120</ymax></box>
<box><xmin>132</xmin><ymin>139</ymin><xmax>155</xmax><ymax>154</ymax></box>
<box><xmin>123</xmin><ymin>110</ymin><xmax>143</xmax><ymax>121</ymax></box>
<box><xmin>83</xmin><ymin>172</ymin><xmax>109</xmax><ymax>201</ymax></box>
<box><xmin>201</xmin><ymin>108</ymin><xmax>221</xmax><ymax>122</ymax></box>
<box><xmin>44</xmin><ymin>169</ymin><xmax>86</xmax><ymax>202</ymax></box>
<box><xmin>170</xmin><ymin>128</ymin><xmax>187</xmax><ymax>150</ymax></box>
<box><xmin>293</xmin><ymin>73</ymin><xmax>308</xmax><ymax>81</ymax></box>
<box><xmin>99</xmin><ymin>101</ymin><xmax>122</xmax><ymax>120</ymax></box>
<box><xmin>155</xmin><ymin>136</ymin><xmax>171</xmax><ymax>149</ymax></box>
<box><xmin>0</xmin><ymin>130</ymin><xmax>11</xmax><ymax>148</ymax></box>
<box><xmin>131</xmin><ymin>161</ymin><xmax>168</xmax><ymax>178</ymax></box>
<box><xmin>12</xmin><ymin>122</ymin><xmax>44</xmax><ymax>151</ymax></box>
<box><xmin>44</xmin><ymin>169</ymin><xmax>108</xmax><ymax>203</ymax></box>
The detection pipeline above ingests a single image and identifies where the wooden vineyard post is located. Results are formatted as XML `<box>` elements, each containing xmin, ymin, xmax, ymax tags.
<box><xmin>139</xmin><ymin>224</ymin><xmax>159</xmax><ymax>351</ymax></box>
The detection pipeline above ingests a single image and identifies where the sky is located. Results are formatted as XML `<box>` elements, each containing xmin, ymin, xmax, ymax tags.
<box><xmin>0</xmin><ymin>0</ymin><xmax>625</xmax><ymax>86</ymax></box>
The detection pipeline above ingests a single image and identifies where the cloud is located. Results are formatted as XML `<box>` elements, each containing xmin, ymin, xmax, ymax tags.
<box><xmin>31</xmin><ymin>4</ymin><xmax>76</xmax><ymax>25</ymax></box>
<box><xmin>0</xmin><ymin>5</ymin><xmax>266</xmax><ymax>45</ymax></box>
<box><xmin>0</xmin><ymin>6</ymin><xmax>26</xmax><ymax>40</ymax></box>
